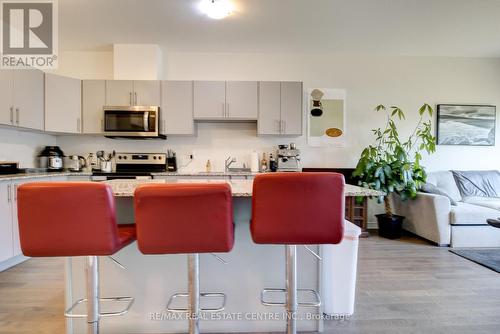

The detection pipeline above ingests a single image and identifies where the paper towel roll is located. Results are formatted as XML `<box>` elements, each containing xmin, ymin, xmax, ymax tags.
<box><xmin>250</xmin><ymin>151</ymin><xmax>259</xmax><ymax>172</ymax></box>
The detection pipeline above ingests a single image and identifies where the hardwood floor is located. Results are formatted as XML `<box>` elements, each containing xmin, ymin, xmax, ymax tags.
<box><xmin>325</xmin><ymin>233</ymin><xmax>500</xmax><ymax>334</ymax></box>
<box><xmin>0</xmin><ymin>257</ymin><xmax>65</xmax><ymax>334</ymax></box>
<box><xmin>0</xmin><ymin>234</ymin><xmax>499</xmax><ymax>333</ymax></box>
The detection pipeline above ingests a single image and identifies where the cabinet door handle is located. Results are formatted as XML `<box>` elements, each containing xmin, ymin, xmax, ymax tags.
<box><xmin>7</xmin><ymin>184</ymin><xmax>11</xmax><ymax>203</ymax></box>
<box><xmin>222</xmin><ymin>103</ymin><xmax>225</xmax><ymax>117</ymax></box>
<box><xmin>9</xmin><ymin>106</ymin><xmax>13</xmax><ymax>124</ymax></box>
<box><xmin>129</xmin><ymin>92</ymin><xmax>132</xmax><ymax>106</ymax></box>
<box><xmin>15</xmin><ymin>108</ymin><xmax>19</xmax><ymax>125</ymax></box>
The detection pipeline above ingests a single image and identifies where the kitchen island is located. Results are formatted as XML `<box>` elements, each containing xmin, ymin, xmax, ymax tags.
<box><xmin>65</xmin><ymin>179</ymin><xmax>381</xmax><ymax>334</ymax></box>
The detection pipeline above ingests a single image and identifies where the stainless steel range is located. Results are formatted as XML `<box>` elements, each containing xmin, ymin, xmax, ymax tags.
<box><xmin>91</xmin><ymin>152</ymin><xmax>167</xmax><ymax>181</ymax></box>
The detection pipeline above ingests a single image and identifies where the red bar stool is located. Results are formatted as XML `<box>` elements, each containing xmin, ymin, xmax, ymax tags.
<box><xmin>251</xmin><ymin>172</ymin><xmax>345</xmax><ymax>334</ymax></box>
<box><xmin>134</xmin><ymin>183</ymin><xmax>234</xmax><ymax>334</ymax></box>
<box><xmin>17</xmin><ymin>182</ymin><xmax>136</xmax><ymax>334</ymax></box>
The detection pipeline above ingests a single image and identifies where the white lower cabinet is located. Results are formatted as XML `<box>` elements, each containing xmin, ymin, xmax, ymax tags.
<box><xmin>0</xmin><ymin>181</ymin><xmax>14</xmax><ymax>263</ymax></box>
<box><xmin>0</xmin><ymin>176</ymin><xmax>63</xmax><ymax>271</ymax></box>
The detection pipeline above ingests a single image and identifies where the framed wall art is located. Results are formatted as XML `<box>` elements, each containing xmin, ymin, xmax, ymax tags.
<box><xmin>437</xmin><ymin>104</ymin><xmax>496</xmax><ymax>146</ymax></box>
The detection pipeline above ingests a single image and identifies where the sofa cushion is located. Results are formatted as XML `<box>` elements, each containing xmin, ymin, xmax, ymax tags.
<box><xmin>426</xmin><ymin>171</ymin><xmax>462</xmax><ymax>202</ymax></box>
<box><xmin>452</xmin><ymin>170</ymin><xmax>500</xmax><ymax>197</ymax></box>
<box><xmin>450</xmin><ymin>202</ymin><xmax>499</xmax><ymax>225</ymax></box>
<box><xmin>421</xmin><ymin>183</ymin><xmax>458</xmax><ymax>205</ymax></box>
<box><xmin>462</xmin><ymin>196</ymin><xmax>500</xmax><ymax>211</ymax></box>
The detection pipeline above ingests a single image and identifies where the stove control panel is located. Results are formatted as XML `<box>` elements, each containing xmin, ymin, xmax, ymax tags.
<box><xmin>115</xmin><ymin>153</ymin><xmax>166</xmax><ymax>165</ymax></box>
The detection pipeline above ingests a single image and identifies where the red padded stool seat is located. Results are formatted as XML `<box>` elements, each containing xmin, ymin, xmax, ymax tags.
<box><xmin>250</xmin><ymin>172</ymin><xmax>345</xmax><ymax>334</ymax></box>
<box><xmin>135</xmin><ymin>183</ymin><xmax>234</xmax><ymax>254</ymax></box>
<box><xmin>18</xmin><ymin>182</ymin><xmax>135</xmax><ymax>256</ymax></box>
<box><xmin>251</xmin><ymin>172</ymin><xmax>344</xmax><ymax>244</ymax></box>
<box><xmin>134</xmin><ymin>183</ymin><xmax>234</xmax><ymax>334</ymax></box>
<box><xmin>17</xmin><ymin>182</ymin><xmax>136</xmax><ymax>334</ymax></box>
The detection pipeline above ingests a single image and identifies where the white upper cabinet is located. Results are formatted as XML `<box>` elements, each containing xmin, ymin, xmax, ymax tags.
<box><xmin>12</xmin><ymin>69</ymin><xmax>44</xmax><ymax>130</ymax></box>
<box><xmin>0</xmin><ymin>70</ymin><xmax>14</xmax><ymax>126</ymax></box>
<box><xmin>133</xmin><ymin>80</ymin><xmax>161</xmax><ymax>106</ymax></box>
<box><xmin>225</xmin><ymin>81</ymin><xmax>258</xmax><ymax>119</ymax></box>
<box><xmin>258</xmin><ymin>81</ymin><xmax>281</xmax><ymax>135</ymax></box>
<box><xmin>193</xmin><ymin>81</ymin><xmax>226</xmax><ymax>119</ymax></box>
<box><xmin>161</xmin><ymin>81</ymin><xmax>194</xmax><ymax>135</ymax></box>
<box><xmin>82</xmin><ymin>80</ymin><xmax>106</xmax><ymax>134</ymax></box>
<box><xmin>106</xmin><ymin>80</ymin><xmax>134</xmax><ymax>106</ymax></box>
<box><xmin>105</xmin><ymin>80</ymin><xmax>160</xmax><ymax>106</ymax></box>
<box><xmin>0</xmin><ymin>181</ymin><xmax>13</xmax><ymax>263</ymax></box>
<box><xmin>194</xmin><ymin>81</ymin><xmax>258</xmax><ymax>120</ymax></box>
<box><xmin>45</xmin><ymin>74</ymin><xmax>82</xmax><ymax>133</ymax></box>
<box><xmin>280</xmin><ymin>81</ymin><xmax>303</xmax><ymax>135</ymax></box>
<box><xmin>258</xmin><ymin>81</ymin><xmax>303</xmax><ymax>136</ymax></box>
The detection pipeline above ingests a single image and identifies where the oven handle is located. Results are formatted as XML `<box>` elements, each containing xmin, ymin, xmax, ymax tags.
<box><xmin>143</xmin><ymin>111</ymin><xmax>149</xmax><ymax>132</ymax></box>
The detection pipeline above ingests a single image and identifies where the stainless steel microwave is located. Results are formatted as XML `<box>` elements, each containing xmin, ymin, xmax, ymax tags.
<box><xmin>103</xmin><ymin>106</ymin><xmax>162</xmax><ymax>138</ymax></box>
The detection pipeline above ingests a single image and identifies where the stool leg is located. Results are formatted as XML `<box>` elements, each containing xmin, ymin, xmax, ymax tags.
<box><xmin>85</xmin><ymin>256</ymin><xmax>100</xmax><ymax>334</ymax></box>
<box><xmin>188</xmin><ymin>253</ymin><xmax>200</xmax><ymax>334</ymax></box>
<box><xmin>285</xmin><ymin>245</ymin><xmax>297</xmax><ymax>334</ymax></box>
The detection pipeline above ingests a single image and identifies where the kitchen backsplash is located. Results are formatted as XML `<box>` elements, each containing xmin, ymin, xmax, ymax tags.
<box><xmin>53</xmin><ymin>122</ymin><xmax>358</xmax><ymax>172</ymax></box>
<box><xmin>0</xmin><ymin>127</ymin><xmax>57</xmax><ymax>167</ymax></box>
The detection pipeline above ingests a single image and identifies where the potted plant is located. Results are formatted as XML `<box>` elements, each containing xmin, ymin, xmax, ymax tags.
<box><xmin>353</xmin><ymin>104</ymin><xmax>436</xmax><ymax>239</ymax></box>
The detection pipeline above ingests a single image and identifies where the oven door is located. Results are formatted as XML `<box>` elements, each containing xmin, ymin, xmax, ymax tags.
<box><xmin>103</xmin><ymin>106</ymin><xmax>159</xmax><ymax>137</ymax></box>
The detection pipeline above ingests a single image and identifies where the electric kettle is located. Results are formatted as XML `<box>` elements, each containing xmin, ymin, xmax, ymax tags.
<box><xmin>67</xmin><ymin>155</ymin><xmax>87</xmax><ymax>172</ymax></box>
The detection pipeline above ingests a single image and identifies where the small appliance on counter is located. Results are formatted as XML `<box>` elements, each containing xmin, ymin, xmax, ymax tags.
<box><xmin>166</xmin><ymin>149</ymin><xmax>177</xmax><ymax>172</ymax></box>
<box><xmin>91</xmin><ymin>152</ymin><xmax>167</xmax><ymax>181</ymax></box>
<box><xmin>0</xmin><ymin>161</ymin><xmax>19</xmax><ymax>175</ymax></box>
<box><xmin>277</xmin><ymin>143</ymin><xmax>301</xmax><ymax>172</ymax></box>
<box><xmin>67</xmin><ymin>155</ymin><xmax>87</xmax><ymax>172</ymax></box>
<box><xmin>38</xmin><ymin>146</ymin><xmax>65</xmax><ymax>171</ymax></box>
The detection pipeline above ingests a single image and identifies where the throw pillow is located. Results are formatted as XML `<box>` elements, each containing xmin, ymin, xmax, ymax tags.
<box><xmin>420</xmin><ymin>183</ymin><xmax>458</xmax><ymax>206</ymax></box>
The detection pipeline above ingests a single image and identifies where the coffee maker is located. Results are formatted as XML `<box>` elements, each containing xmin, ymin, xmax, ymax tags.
<box><xmin>276</xmin><ymin>143</ymin><xmax>300</xmax><ymax>172</ymax></box>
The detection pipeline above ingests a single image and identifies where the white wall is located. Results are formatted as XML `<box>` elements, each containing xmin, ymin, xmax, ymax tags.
<box><xmin>0</xmin><ymin>127</ymin><xmax>56</xmax><ymax>168</ymax></box>
<box><xmin>54</xmin><ymin>51</ymin><xmax>500</xmax><ymax>172</ymax></box>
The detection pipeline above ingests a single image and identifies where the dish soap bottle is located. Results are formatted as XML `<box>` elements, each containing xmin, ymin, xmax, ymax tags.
<box><xmin>206</xmin><ymin>159</ymin><xmax>212</xmax><ymax>173</ymax></box>
<box><xmin>260</xmin><ymin>153</ymin><xmax>268</xmax><ymax>172</ymax></box>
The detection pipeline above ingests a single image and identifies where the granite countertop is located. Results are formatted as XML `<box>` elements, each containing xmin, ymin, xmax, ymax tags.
<box><xmin>104</xmin><ymin>178</ymin><xmax>383</xmax><ymax>198</ymax></box>
<box><xmin>152</xmin><ymin>171</ymin><xmax>260</xmax><ymax>177</ymax></box>
<box><xmin>0</xmin><ymin>171</ymin><xmax>91</xmax><ymax>181</ymax></box>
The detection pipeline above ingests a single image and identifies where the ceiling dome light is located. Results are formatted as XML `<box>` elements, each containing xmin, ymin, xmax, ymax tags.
<box><xmin>199</xmin><ymin>0</ymin><xmax>233</xmax><ymax>20</ymax></box>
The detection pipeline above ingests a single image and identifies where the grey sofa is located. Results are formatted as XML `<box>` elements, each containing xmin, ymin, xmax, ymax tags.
<box><xmin>393</xmin><ymin>171</ymin><xmax>500</xmax><ymax>247</ymax></box>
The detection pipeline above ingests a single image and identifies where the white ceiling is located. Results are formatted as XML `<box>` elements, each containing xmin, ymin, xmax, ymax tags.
<box><xmin>59</xmin><ymin>0</ymin><xmax>500</xmax><ymax>57</ymax></box>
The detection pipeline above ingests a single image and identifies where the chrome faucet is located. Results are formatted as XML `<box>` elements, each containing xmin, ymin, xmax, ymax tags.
<box><xmin>225</xmin><ymin>156</ymin><xmax>236</xmax><ymax>171</ymax></box>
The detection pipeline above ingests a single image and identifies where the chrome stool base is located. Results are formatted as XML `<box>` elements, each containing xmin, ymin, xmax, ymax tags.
<box><xmin>259</xmin><ymin>245</ymin><xmax>321</xmax><ymax>334</ymax></box>
<box><xmin>64</xmin><ymin>296</ymin><xmax>135</xmax><ymax>318</ymax></box>
<box><xmin>64</xmin><ymin>256</ymin><xmax>134</xmax><ymax>334</ymax></box>
<box><xmin>166</xmin><ymin>254</ymin><xmax>226</xmax><ymax>334</ymax></box>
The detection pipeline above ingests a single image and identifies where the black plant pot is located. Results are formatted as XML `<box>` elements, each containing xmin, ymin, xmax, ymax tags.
<box><xmin>376</xmin><ymin>214</ymin><xmax>405</xmax><ymax>239</ymax></box>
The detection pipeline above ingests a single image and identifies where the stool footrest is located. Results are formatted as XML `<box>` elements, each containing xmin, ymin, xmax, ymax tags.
<box><xmin>64</xmin><ymin>296</ymin><xmax>134</xmax><ymax>318</ymax></box>
<box><xmin>166</xmin><ymin>292</ymin><xmax>226</xmax><ymax>313</ymax></box>
<box><xmin>261</xmin><ymin>288</ymin><xmax>321</xmax><ymax>308</ymax></box>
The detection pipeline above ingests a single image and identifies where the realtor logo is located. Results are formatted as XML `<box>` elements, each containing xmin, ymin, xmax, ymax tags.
<box><xmin>1</xmin><ymin>0</ymin><xmax>58</xmax><ymax>68</ymax></box>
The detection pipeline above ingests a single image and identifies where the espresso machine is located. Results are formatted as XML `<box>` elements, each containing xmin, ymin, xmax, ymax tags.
<box><xmin>276</xmin><ymin>143</ymin><xmax>301</xmax><ymax>172</ymax></box>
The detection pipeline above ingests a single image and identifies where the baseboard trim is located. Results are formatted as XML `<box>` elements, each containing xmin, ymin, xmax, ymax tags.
<box><xmin>0</xmin><ymin>254</ymin><xmax>29</xmax><ymax>272</ymax></box>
